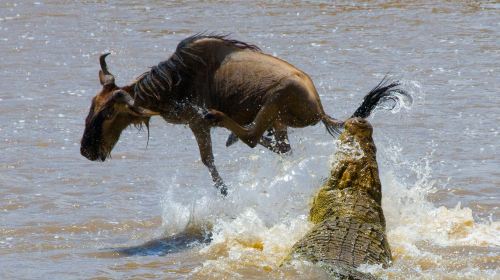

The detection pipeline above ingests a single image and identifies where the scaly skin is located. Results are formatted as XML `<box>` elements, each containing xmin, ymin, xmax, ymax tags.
<box><xmin>289</xmin><ymin>118</ymin><xmax>391</xmax><ymax>280</ymax></box>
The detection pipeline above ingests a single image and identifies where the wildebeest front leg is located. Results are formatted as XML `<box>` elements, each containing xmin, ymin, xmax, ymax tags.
<box><xmin>189</xmin><ymin>123</ymin><xmax>228</xmax><ymax>196</ymax></box>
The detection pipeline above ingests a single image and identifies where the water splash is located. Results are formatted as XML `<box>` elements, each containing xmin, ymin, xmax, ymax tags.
<box><xmin>191</xmin><ymin>208</ymin><xmax>312</xmax><ymax>277</ymax></box>
<box><xmin>370</xmin><ymin>142</ymin><xmax>500</xmax><ymax>279</ymax></box>
<box><xmin>335</xmin><ymin>137</ymin><xmax>365</xmax><ymax>161</ymax></box>
<box><xmin>371</xmin><ymin>79</ymin><xmax>422</xmax><ymax>117</ymax></box>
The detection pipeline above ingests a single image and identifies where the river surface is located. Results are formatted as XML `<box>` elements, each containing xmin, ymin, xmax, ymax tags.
<box><xmin>0</xmin><ymin>1</ymin><xmax>499</xmax><ymax>279</ymax></box>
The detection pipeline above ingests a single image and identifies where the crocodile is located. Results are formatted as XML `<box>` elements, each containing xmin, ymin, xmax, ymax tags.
<box><xmin>291</xmin><ymin>117</ymin><xmax>392</xmax><ymax>279</ymax></box>
<box><xmin>288</xmin><ymin>117</ymin><xmax>393</xmax><ymax>280</ymax></box>
<box><xmin>286</xmin><ymin>78</ymin><xmax>410</xmax><ymax>279</ymax></box>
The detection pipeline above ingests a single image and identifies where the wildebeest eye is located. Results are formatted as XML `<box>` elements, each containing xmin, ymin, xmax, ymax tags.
<box><xmin>105</xmin><ymin>108</ymin><xmax>115</xmax><ymax>119</ymax></box>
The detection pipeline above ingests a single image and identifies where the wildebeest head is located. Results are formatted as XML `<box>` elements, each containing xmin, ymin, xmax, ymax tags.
<box><xmin>80</xmin><ymin>53</ymin><xmax>159</xmax><ymax>161</ymax></box>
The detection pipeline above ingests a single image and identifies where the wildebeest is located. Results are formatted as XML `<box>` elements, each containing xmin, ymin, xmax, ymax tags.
<box><xmin>80</xmin><ymin>34</ymin><xmax>409</xmax><ymax>196</ymax></box>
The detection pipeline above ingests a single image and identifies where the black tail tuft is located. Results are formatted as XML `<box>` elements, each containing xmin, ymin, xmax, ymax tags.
<box><xmin>351</xmin><ymin>76</ymin><xmax>412</xmax><ymax>119</ymax></box>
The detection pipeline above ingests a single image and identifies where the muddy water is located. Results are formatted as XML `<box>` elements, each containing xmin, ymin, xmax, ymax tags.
<box><xmin>0</xmin><ymin>1</ymin><xmax>499</xmax><ymax>279</ymax></box>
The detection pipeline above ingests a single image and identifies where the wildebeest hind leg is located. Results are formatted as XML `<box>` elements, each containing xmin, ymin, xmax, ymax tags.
<box><xmin>205</xmin><ymin>95</ymin><xmax>283</xmax><ymax>148</ymax></box>
<box><xmin>258</xmin><ymin>122</ymin><xmax>291</xmax><ymax>154</ymax></box>
<box><xmin>226</xmin><ymin>125</ymin><xmax>291</xmax><ymax>154</ymax></box>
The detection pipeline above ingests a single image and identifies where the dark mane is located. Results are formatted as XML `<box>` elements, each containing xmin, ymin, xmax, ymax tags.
<box><xmin>133</xmin><ymin>34</ymin><xmax>261</xmax><ymax>101</ymax></box>
<box><xmin>176</xmin><ymin>33</ymin><xmax>261</xmax><ymax>53</ymax></box>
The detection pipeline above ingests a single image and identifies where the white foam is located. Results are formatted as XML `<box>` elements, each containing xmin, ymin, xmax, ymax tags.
<box><xmin>192</xmin><ymin>208</ymin><xmax>312</xmax><ymax>277</ymax></box>
<box><xmin>159</xmin><ymin>141</ymin><xmax>331</xmax><ymax>233</ymax></box>
<box><xmin>380</xmin><ymin>143</ymin><xmax>500</xmax><ymax>248</ymax></box>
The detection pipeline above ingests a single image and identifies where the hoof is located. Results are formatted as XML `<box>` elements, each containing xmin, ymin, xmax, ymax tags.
<box><xmin>219</xmin><ymin>185</ymin><xmax>228</xmax><ymax>197</ymax></box>
<box><xmin>277</xmin><ymin>145</ymin><xmax>292</xmax><ymax>155</ymax></box>
<box><xmin>225</xmin><ymin>133</ymin><xmax>239</xmax><ymax>147</ymax></box>
<box><xmin>215</xmin><ymin>181</ymin><xmax>228</xmax><ymax>197</ymax></box>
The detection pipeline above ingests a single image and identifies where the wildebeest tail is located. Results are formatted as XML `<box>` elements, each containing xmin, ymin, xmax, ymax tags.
<box><xmin>322</xmin><ymin>115</ymin><xmax>343</xmax><ymax>137</ymax></box>
<box><xmin>322</xmin><ymin>76</ymin><xmax>411</xmax><ymax>137</ymax></box>
<box><xmin>351</xmin><ymin>76</ymin><xmax>412</xmax><ymax>119</ymax></box>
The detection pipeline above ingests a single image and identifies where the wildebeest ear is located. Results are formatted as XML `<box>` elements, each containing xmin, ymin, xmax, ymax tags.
<box><xmin>99</xmin><ymin>70</ymin><xmax>115</xmax><ymax>86</ymax></box>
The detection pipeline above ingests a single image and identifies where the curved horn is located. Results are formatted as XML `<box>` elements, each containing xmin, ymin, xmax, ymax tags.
<box><xmin>99</xmin><ymin>53</ymin><xmax>112</xmax><ymax>75</ymax></box>
<box><xmin>112</xmin><ymin>90</ymin><xmax>160</xmax><ymax>117</ymax></box>
<box><xmin>99</xmin><ymin>53</ymin><xmax>115</xmax><ymax>86</ymax></box>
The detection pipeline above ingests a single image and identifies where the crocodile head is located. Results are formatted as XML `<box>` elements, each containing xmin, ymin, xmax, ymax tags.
<box><xmin>310</xmin><ymin>117</ymin><xmax>382</xmax><ymax>224</ymax></box>
<box><xmin>339</xmin><ymin>117</ymin><xmax>376</xmax><ymax>157</ymax></box>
